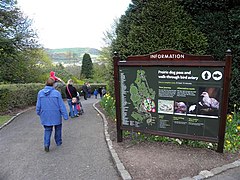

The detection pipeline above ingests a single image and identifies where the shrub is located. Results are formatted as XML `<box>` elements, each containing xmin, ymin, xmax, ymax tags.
<box><xmin>224</xmin><ymin>104</ymin><xmax>240</xmax><ymax>152</ymax></box>
<box><xmin>0</xmin><ymin>83</ymin><xmax>44</xmax><ymax>113</ymax></box>
<box><xmin>99</xmin><ymin>93</ymin><xmax>116</xmax><ymax>120</ymax></box>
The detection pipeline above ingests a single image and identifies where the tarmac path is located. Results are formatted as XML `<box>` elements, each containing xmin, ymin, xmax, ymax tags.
<box><xmin>0</xmin><ymin>98</ymin><xmax>121</xmax><ymax>180</ymax></box>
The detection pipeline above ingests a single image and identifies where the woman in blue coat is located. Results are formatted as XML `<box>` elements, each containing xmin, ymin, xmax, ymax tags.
<box><xmin>36</xmin><ymin>77</ymin><xmax>68</xmax><ymax>152</ymax></box>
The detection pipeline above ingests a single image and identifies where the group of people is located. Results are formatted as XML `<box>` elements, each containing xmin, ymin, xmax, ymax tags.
<box><xmin>93</xmin><ymin>87</ymin><xmax>106</xmax><ymax>99</ymax></box>
<box><xmin>36</xmin><ymin>71</ymin><xmax>108</xmax><ymax>152</ymax></box>
<box><xmin>82</xmin><ymin>82</ymin><xmax>107</xmax><ymax>100</ymax></box>
<box><xmin>36</xmin><ymin>71</ymin><xmax>85</xmax><ymax>152</ymax></box>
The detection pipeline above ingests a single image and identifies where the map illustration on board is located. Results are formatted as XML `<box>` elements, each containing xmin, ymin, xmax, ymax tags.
<box><xmin>130</xmin><ymin>70</ymin><xmax>156</xmax><ymax>125</ymax></box>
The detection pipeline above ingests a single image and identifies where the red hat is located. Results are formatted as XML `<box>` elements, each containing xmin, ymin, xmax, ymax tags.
<box><xmin>50</xmin><ymin>71</ymin><xmax>59</xmax><ymax>81</ymax></box>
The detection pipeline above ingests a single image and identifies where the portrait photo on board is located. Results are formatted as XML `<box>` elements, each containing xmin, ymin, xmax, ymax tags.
<box><xmin>197</xmin><ymin>87</ymin><xmax>220</xmax><ymax>116</ymax></box>
<box><xmin>174</xmin><ymin>101</ymin><xmax>187</xmax><ymax>115</ymax></box>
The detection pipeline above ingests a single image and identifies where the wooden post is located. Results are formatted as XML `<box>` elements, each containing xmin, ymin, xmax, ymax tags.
<box><xmin>113</xmin><ymin>52</ymin><xmax>123</xmax><ymax>142</ymax></box>
<box><xmin>217</xmin><ymin>49</ymin><xmax>232</xmax><ymax>153</ymax></box>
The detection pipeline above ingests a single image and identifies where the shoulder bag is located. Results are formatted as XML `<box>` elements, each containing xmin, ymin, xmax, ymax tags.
<box><xmin>66</xmin><ymin>85</ymin><xmax>77</xmax><ymax>104</ymax></box>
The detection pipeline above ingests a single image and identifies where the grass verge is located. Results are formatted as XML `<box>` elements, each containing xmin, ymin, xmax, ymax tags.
<box><xmin>0</xmin><ymin>116</ymin><xmax>12</xmax><ymax>126</ymax></box>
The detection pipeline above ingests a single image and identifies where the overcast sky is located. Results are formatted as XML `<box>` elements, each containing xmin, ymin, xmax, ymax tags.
<box><xmin>17</xmin><ymin>0</ymin><xmax>131</xmax><ymax>49</ymax></box>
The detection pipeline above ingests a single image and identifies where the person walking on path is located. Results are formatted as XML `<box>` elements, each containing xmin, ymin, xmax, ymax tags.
<box><xmin>82</xmin><ymin>82</ymin><xmax>88</xmax><ymax>100</ymax></box>
<box><xmin>102</xmin><ymin>87</ymin><xmax>106</xmax><ymax>97</ymax></box>
<box><xmin>36</xmin><ymin>77</ymin><xmax>68</xmax><ymax>152</ymax></box>
<box><xmin>87</xmin><ymin>82</ymin><xmax>92</xmax><ymax>98</ymax></box>
<box><xmin>93</xmin><ymin>89</ymin><xmax>98</xmax><ymax>99</ymax></box>
<box><xmin>98</xmin><ymin>87</ymin><xmax>103</xmax><ymax>99</ymax></box>
<box><xmin>65</xmin><ymin>79</ymin><xmax>79</xmax><ymax>118</ymax></box>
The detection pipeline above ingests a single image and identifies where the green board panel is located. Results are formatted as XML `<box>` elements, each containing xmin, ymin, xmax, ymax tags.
<box><xmin>119</xmin><ymin>66</ymin><xmax>224</xmax><ymax>138</ymax></box>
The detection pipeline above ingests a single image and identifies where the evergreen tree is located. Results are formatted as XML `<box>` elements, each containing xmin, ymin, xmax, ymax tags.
<box><xmin>81</xmin><ymin>53</ymin><xmax>93</xmax><ymax>79</ymax></box>
<box><xmin>112</xmin><ymin>0</ymin><xmax>208</xmax><ymax>59</ymax></box>
<box><xmin>178</xmin><ymin>0</ymin><xmax>240</xmax><ymax>109</ymax></box>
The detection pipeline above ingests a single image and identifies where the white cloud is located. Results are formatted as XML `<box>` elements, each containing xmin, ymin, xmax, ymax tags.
<box><xmin>17</xmin><ymin>0</ymin><xmax>131</xmax><ymax>49</ymax></box>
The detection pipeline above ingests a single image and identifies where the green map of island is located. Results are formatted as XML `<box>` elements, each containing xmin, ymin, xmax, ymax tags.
<box><xmin>130</xmin><ymin>70</ymin><xmax>156</xmax><ymax>125</ymax></box>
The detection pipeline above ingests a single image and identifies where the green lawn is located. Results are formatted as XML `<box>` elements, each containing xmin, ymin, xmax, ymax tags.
<box><xmin>0</xmin><ymin>116</ymin><xmax>12</xmax><ymax>126</ymax></box>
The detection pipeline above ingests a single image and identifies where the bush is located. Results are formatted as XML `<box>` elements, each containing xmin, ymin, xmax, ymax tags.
<box><xmin>224</xmin><ymin>104</ymin><xmax>240</xmax><ymax>152</ymax></box>
<box><xmin>99</xmin><ymin>93</ymin><xmax>116</xmax><ymax>120</ymax></box>
<box><xmin>0</xmin><ymin>82</ymin><xmax>108</xmax><ymax>114</ymax></box>
<box><xmin>0</xmin><ymin>83</ymin><xmax>44</xmax><ymax>113</ymax></box>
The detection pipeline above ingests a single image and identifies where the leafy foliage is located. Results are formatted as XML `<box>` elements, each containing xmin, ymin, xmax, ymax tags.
<box><xmin>112</xmin><ymin>0</ymin><xmax>208</xmax><ymax>59</ymax></box>
<box><xmin>178</xmin><ymin>0</ymin><xmax>240</xmax><ymax>110</ymax></box>
<box><xmin>0</xmin><ymin>0</ymin><xmax>41</xmax><ymax>83</ymax></box>
<box><xmin>224</xmin><ymin>106</ymin><xmax>240</xmax><ymax>152</ymax></box>
<box><xmin>228</xmin><ymin>8</ymin><xmax>240</xmax><ymax>109</ymax></box>
<box><xmin>0</xmin><ymin>83</ymin><xmax>43</xmax><ymax>113</ymax></box>
<box><xmin>99</xmin><ymin>46</ymin><xmax>115</xmax><ymax>96</ymax></box>
<box><xmin>100</xmin><ymin>93</ymin><xmax>116</xmax><ymax>120</ymax></box>
<box><xmin>92</xmin><ymin>63</ymin><xmax>108</xmax><ymax>83</ymax></box>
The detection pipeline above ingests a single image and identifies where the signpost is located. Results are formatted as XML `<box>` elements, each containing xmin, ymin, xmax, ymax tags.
<box><xmin>113</xmin><ymin>49</ymin><xmax>232</xmax><ymax>153</ymax></box>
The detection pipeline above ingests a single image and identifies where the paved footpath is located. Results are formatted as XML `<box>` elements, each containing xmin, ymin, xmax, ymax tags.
<box><xmin>0</xmin><ymin>98</ymin><xmax>121</xmax><ymax>180</ymax></box>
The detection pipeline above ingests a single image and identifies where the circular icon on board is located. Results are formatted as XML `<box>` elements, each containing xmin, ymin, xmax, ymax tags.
<box><xmin>212</xmin><ymin>71</ymin><xmax>222</xmax><ymax>81</ymax></box>
<box><xmin>201</xmin><ymin>71</ymin><xmax>211</xmax><ymax>80</ymax></box>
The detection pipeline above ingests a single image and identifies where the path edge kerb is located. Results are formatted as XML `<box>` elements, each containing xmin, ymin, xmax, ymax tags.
<box><xmin>93</xmin><ymin>101</ymin><xmax>132</xmax><ymax>180</ymax></box>
<box><xmin>180</xmin><ymin>158</ymin><xmax>240</xmax><ymax>180</ymax></box>
<box><xmin>0</xmin><ymin>107</ymin><xmax>35</xmax><ymax>130</ymax></box>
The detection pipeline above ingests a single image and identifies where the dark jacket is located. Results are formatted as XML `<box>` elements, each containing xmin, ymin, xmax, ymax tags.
<box><xmin>65</xmin><ymin>84</ymin><xmax>77</xmax><ymax>99</ymax></box>
<box><xmin>82</xmin><ymin>84</ymin><xmax>88</xmax><ymax>93</ymax></box>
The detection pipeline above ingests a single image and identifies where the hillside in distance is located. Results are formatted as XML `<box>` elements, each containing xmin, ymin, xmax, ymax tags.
<box><xmin>45</xmin><ymin>47</ymin><xmax>101</xmax><ymax>65</ymax></box>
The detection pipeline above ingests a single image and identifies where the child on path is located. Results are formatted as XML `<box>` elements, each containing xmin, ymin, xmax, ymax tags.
<box><xmin>50</xmin><ymin>71</ymin><xmax>65</xmax><ymax>87</ymax></box>
<box><xmin>93</xmin><ymin>89</ymin><xmax>98</xmax><ymax>99</ymax></box>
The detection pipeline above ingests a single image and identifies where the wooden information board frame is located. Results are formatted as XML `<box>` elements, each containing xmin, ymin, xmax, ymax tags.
<box><xmin>113</xmin><ymin>49</ymin><xmax>232</xmax><ymax>153</ymax></box>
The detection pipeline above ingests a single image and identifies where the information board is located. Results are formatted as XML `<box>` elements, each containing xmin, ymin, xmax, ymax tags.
<box><xmin>119</xmin><ymin>66</ymin><xmax>223</xmax><ymax>138</ymax></box>
<box><xmin>113</xmin><ymin>49</ymin><xmax>232</xmax><ymax>152</ymax></box>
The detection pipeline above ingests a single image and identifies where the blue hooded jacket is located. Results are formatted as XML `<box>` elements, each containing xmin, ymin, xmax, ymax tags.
<box><xmin>36</xmin><ymin>86</ymin><xmax>68</xmax><ymax>126</ymax></box>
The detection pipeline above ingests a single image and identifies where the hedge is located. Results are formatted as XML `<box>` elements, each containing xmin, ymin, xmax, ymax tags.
<box><xmin>0</xmin><ymin>83</ymin><xmax>107</xmax><ymax>114</ymax></box>
<box><xmin>0</xmin><ymin>83</ymin><xmax>44</xmax><ymax>113</ymax></box>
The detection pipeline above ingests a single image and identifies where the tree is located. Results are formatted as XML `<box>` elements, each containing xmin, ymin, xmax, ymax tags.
<box><xmin>81</xmin><ymin>53</ymin><xmax>93</xmax><ymax>79</ymax></box>
<box><xmin>65</xmin><ymin>65</ymin><xmax>81</xmax><ymax>79</ymax></box>
<box><xmin>0</xmin><ymin>0</ymin><xmax>40</xmax><ymax>83</ymax></box>
<box><xmin>100</xmin><ymin>19</ymin><xmax>119</xmax><ymax>96</ymax></box>
<box><xmin>0</xmin><ymin>0</ymin><xmax>38</xmax><ymax>51</ymax></box>
<box><xmin>178</xmin><ymin>0</ymin><xmax>240</xmax><ymax>109</ymax></box>
<box><xmin>112</xmin><ymin>0</ymin><xmax>208</xmax><ymax>59</ymax></box>
<box><xmin>92</xmin><ymin>63</ymin><xmax>107</xmax><ymax>83</ymax></box>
